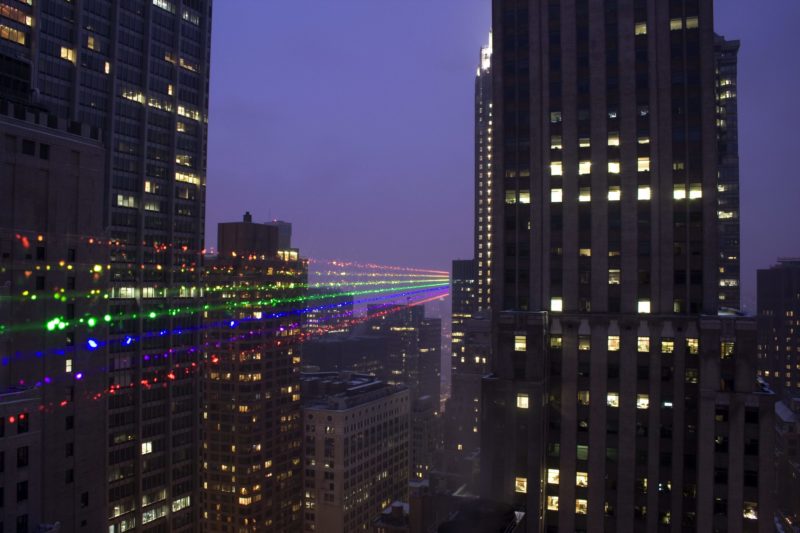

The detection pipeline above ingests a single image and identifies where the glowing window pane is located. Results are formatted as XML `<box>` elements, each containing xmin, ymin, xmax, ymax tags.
<box><xmin>608</xmin><ymin>187</ymin><xmax>621</xmax><ymax>201</ymax></box>
<box><xmin>516</xmin><ymin>393</ymin><xmax>529</xmax><ymax>410</ymax></box>
<box><xmin>635</xmin><ymin>22</ymin><xmax>647</xmax><ymax>35</ymax></box>
<box><xmin>638</xmin><ymin>337</ymin><xmax>650</xmax><ymax>352</ymax></box>
<box><xmin>638</xmin><ymin>157</ymin><xmax>650</xmax><ymax>172</ymax></box>
<box><xmin>608</xmin><ymin>161</ymin><xmax>621</xmax><ymax>174</ymax></box>
<box><xmin>515</xmin><ymin>476</ymin><xmax>528</xmax><ymax>493</ymax></box>
<box><xmin>514</xmin><ymin>335</ymin><xmax>527</xmax><ymax>352</ymax></box>
<box><xmin>551</xmin><ymin>298</ymin><xmax>563</xmax><ymax>312</ymax></box>
<box><xmin>576</xmin><ymin>473</ymin><xmax>588</xmax><ymax>488</ymax></box>
<box><xmin>608</xmin><ymin>336</ymin><xmax>620</xmax><ymax>351</ymax></box>
<box><xmin>607</xmin><ymin>393</ymin><xmax>620</xmax><ymax>408</ymax></box>
<box><xmin>637</xmin><ymin>395</ymin><xmax>650</xmax><ymax>410</ymax></box>
<box><xmin>551</xmin><ymin>162</ymin><xmax>563</xmax><ymax>176</ymax></box>
<box><xmin>578</xmin><ymin>188</ymin><xmax>591</xmax><ymax>202</ymax></box>
<box><xmin>551</xmin><ymin>189</ymin><xmax>563</xmax><ymax>203</ymax></box>
<box><xmin>547</xmin><ymin>469</ymin><xmax>560</xmax><ymax>484</ymax></box>
<box><xmin>638</xmin><ymin>186</ymin><xmax>651</xmax><ymax>200</ymax></box>
<box><xmin>547</xmin><ymin>496</ymin><xmax>559</xmax><ymax>511</ymax></box>
<box><xmin>638</xmin><ymin>300</ymin><xmax>651</xmax><ymax>313</ymax></box>
<box><xmin>579</xmin><ymin>161</ymin><xmax>592</xmax><ymax>175</ymax></box>
<box><xmin>576</xmin><ymin>499</ymin><xmax>588</xmax><ymax>514</ymax></box>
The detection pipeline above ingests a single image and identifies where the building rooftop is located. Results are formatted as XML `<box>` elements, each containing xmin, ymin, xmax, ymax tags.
<box><xmin>301</xmin><ymin>372</ymin><xmax>407</xmax><ymax>411</ymax></box>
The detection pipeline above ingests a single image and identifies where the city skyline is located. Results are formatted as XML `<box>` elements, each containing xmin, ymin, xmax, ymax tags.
<box><xmin>208</xmin><ymin>0</ymin><xmax>799</xmax><ymax>311</ymax></box>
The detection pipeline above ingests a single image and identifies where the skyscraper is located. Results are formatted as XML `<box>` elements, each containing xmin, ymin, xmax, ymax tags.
<box><xmin>1</xmin><ymin>1</ymin><xmax>212</xmax><ymax>530</ymax></box>
<box><xmin>480</xmin><ymin>1</ymin><xmax>775</xmax><ymax>531</ymax></box>
<box><xmin>757</xmin><ymin>259</ymin><xmax>800</xmax><ymax>402</ymax></box>
<box><xmin>202</xmin><ymin>214</ymin><xmax>306</xmax><ymax>532</ymax></box>
<box><xmin>475</xmin><ymin>34</ymin><xmax>494</xmax><ymax>312</ymax></box>
<box><xmin>715</xmin><ymin>36</ymin><xmax>741</xmax><ymax>311</ymax></box>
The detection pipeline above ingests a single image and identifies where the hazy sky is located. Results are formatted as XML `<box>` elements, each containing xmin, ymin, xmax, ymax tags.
<box><xmin>207</xmin><ymin>1</ymin><xmax>800</xmax><ymax>313</ymax></box>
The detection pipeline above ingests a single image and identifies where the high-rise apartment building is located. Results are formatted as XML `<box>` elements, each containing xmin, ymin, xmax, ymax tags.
<box><xmin>1</xmin><ymin>1</ymin><xmax>212</xmax><ymax>530</ymax></box>
<box><xmin>202</xmin><ymin>214</ymin><xmax>306</xmax><ymax>532</ymax></box>
<box><xmin>757</xmin><ymin>259</ymin><xmax>800</xmax><ymax>401</ymax></box>
<box><xmin>301</xmin><ymin>372</ymin><xmax>410</xmax><ymax>532</ymax></box>
<box><xmin>480</xmin><ymin>1</ymin><xmax>775</xmax><ymax>531</ymax></box>
<box><xmin>0</xmin><ymin>100</ymin><xmax>107</xmax><ymax>531</ymax></box>
<box><xmin>451</xmin><ymin>259</ymin><xmax>477</xmax><ymax>360</ymax></box>
<box><xmin>475</xmin><ymin>35</ymin><xmax>494</xmax><ymax>312</ymax></box>
<box><xmin>715</xmin><ymin>36</ymin><xmax>741</xmax><ymax>311</ymax></box>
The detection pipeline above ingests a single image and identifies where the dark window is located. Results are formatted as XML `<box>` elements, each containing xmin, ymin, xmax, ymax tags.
<box><xmin>67</xmin><ymin>248</ymin><xmax>76</xmax><ymax>262</ymax></box>
<box><xmin>16</xmin><ymin>447</ymin><xmax>28</xmax><ymax>468</ymax></box>
<box><xmin>65</xmin><ymin>469</ymin><xmax>74</xmax><ymax>484</ymax></box>
<box><xmin>17</xmin><ymin>414</ymin><xmax>27</xmax><ymax>434</ymax></box>
<box><xmin>66</xmin><ymin>416</ymin><xmax>74</xmax><ymax>430</ymax></box>
<box><xmin>16</xmin><ymin>514</ymin><xmax>27</xmax><ymax>533</ymax></box>
<box><xmin>65</xmin><ymin>442</ymin><xmax>74</xmax><ymax>457</ymax></box>
<box><xmin>21</xmin><ymin>140</ymin><xmax>35</xmax><ymax>155</ymax></box>
<box><xmin>39</xmin><ymin>144</ymin><xmax>50</xmax><ymax>160</ymax></box>
<box><xmin>16</xmin><ymin>481</ymin><xmax>27</xmax><ymax>502</ymax></box>
<box><xmin>36</xmin><ymin>247</ymin><xmax>45</xmax><ymax>261</ymax></box>
<box><xmin>80</xmin><ymin>492</ymin><xmax>89</xmax><ymax>508</ymax></box>
<box><xmin>35</xmin><ymin>276</ymin><xmax>45</xmax><ymax>290</ymax></box>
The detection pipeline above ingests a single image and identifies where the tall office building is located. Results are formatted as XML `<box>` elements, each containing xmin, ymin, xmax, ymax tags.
<box><xmin>475</xmin><ymin>35</ymin><xmax>494</xmax><ymax>312</ymax></box>
<box><xmin>0</xmin><ymin>100</ymin><xmax>107</xmax><ymax>531</ymax></box>
<box><xmin>202</xmin><ymin>214</ymin><xmax>306</xmax><ymax>532</ymax></box>
<box><xmin>451</xmin><ymin>259</ymin><xmax>477</xmax><ymax>360</ymax></box>
<box><xmin>757</xmin><ymin>259</ymin><xmax>800</xmax><ymax>401</ymax></box>
<box><xmin>301</xmin><ymin>372</ymin><xmax>410</xmax><ymax>533</ymax></box>
<box><xmin>1</xmin><ymin>1</ymin><xmax>212</xmax><ymax>530</ymax></box>
<box><xmin>715</xmin><ymin>36</ymin><xmax>741</xmax><ymax>311</ymax></box>
<box><xmin>480</xmin><ymin>1</ymin><xmax>775</xmax><ymax>531</ymax></box>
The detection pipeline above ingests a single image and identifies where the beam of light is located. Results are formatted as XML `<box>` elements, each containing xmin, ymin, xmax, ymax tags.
<box><xmin>22</xmin><ymin>287</ymin><xmax>449</xmax><ymax>411</ymax></box>
<box><xmin>310</xmin><ymin>258</ymin><xmax>448</xmax><ymax>276</ymax></box>
<box><xmin>1</xmin><ymin>280</ymin><xmax>448</xmax><ymax>336</ymax></box>
<box><xmin>1</xmin><ymin>283</ymin><xmax>449</xmax><ymax>366</ymax></box>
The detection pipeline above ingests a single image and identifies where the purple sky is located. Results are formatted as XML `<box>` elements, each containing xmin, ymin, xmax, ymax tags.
<box><xmin>207</xmin><ymin>1</ymin><xmax>800</xmax><ymax>313</ymax></box>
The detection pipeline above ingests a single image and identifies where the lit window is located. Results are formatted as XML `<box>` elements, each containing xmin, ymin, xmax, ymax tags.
<box><xmin>721</xmin><ymin>341</ymin><xmax>735</xmax><ymax>359</ymax></box>
<box><xmin>141</xmin><ymin>441</ymin><xmax>153</xmax><ymax>455</ymax></box>
<box><xmin>638</xmin><ymin>136</ymin><xmax>650</xmax><ymax>144</ymax></box>
<box><xmin>514</xmin><ymin>335</ymin><xmax>527</xmax><ymax>352</ymax></box>
<box><xmin>579</xmin><ymin>161</ymin><xmax>592</xmax><ymax>175</ymax></box>
<box><xmin>608</xmin><ymin>186</ymin><xmax>621</xmax><ymax>201</ymax></box>
<box><xmin>547</xmin><ymin>469</ymin><xmax>560</xmax><ymax>484</ymax></box>
<box><xmin>635</xmin><ymin>22</ymin><xmax>647</xmax><ymax>35</ymax></box>
<box><xmin>0</xmin><ymin>24</ymin><xmax>26</xmax><ymax>45</ymax></box>
<box><xmin>505</xmin><ymin>191</ymin><xmax>517</xmax><ymax>205</ymax></box>
<box><xmin>686</xmin><ymin>16</ymin><xmax>699</xmax><ymax>29</ymax></box>
<box><xmin>65</xmin><ymin>359</ymin><xmax>73</xmax><ymax>373</ymax></box>
<box><xmin>743</xmin><ymin>502</ymin><xmax>757</xmax><ymax>520</ymax></box>
<box><xmin>661</xmin><ymin>339</ymin><xmax>675</xmax><ymax>354</ymax></box>
<box><xmin>608</xmin><ymin>161</ymin><xmax>621</xmax><ymax>174</ymax></box>
<box><xmin>87</xmin><ymin>35</ymin><xmax>97</xmax><ymax>50</ymax></box>
<box><xmin>60</xmin><ymin>46</ymin><xmax>76</xmax><ymax>63</ymax></box>
<box><xmin>547</xmin><ymin>496</ymin><xmax>559</xmax><ymax>511</ymax></box>
<box><xmin>578</xmin><ymin>336</ymin><xmax>591</xmax><ymax>351</ymax></box>
<box><xmin>516</xmin><ymin>393</ymin><xmax>529</xmax><ymax>410</ymax></box>
<box><xmin>687</xmin><ymin>338</ymin><xmax>699</xmax><ymax>354</ymax></box>
<box><xmin>607</xmin><ymin>393</ymin><xmax>619</xmax><ymax>408</ymax></box>
<box><xmin>579</xmin><ymin>137</ymin><xmax>591</xmax><ymax>148</ymax></box>
<box><xmin>551</xmin><ymin>189</ymin><xmax>563</xmax><ymax>203</ymax></box>
<box><xmin>550</xmin><ymin>111</ymin><xmax>562</xmax><ymax>123</ymax></box>
<box><xmin>515</xmin><ymin>477</ymin><xmax>528</xmax><ymax>493</ymax></box>
<box><xmin>689</xmin><ymin>185</ymin><xmax>702</xmax><ymax>199</ymax></box>
<box><xmin>637</xmin><ymin>157</ymin><xmax>650</xmax><ymax>172</ymax></box>
<box><xmin>116</xmin><ymin>194</ymin><xmax>137</xmax><ymax>208</ymax></box>
<box><xmin>638</xmin><ymin>337</ymin><xmax>650</xmax><ymax>352</ymax></box>
<box><xmin>577</xmin><ymin>391</ymin><xmax>590</xmax><ymax>406</ymax></box>
<box><xmin>673</xmin><ymin>186</ymin><xmax>686</xmax><ymax>200</ymax></box>
<box><xmin>551</xmin><ymin>162</ymin><xmax>563</xmax><ymax>176</ymax></box>
<box><xmin>718</xmin><ymin>211</ymin><xmax>736</xmax><ymax>219</ymax></box>
<box><xmin>551</xmin><ymin>135</ymin><xmax>563</xmax><ymax>150</ymax></box>
<box><xmin>578</xmin><ymin>188</ymin><xmax>591</xmax><ymax>202</ymax></box>
<box><xmin>550</xmin><ymin>336</ymin><xmax>563</xmax><ymax>349</ymax></box>
<box><xmin>608</xmin><ymin>336</ymin><xmax>620</xmax><ymax>351</ymax></box>
<box><xmin>579</xmin><ymin>248</ymin><xmax>591</xmax><ymax>257</ymax></box>
<box><xmin>638</xmin><ymin>300</ymin><xmax>651</xmax><ymax>314</ymax></box>
<box><xmin>670</xmin><ymin>18</ymin><xmax>684</xmax><ymax>30</ymax></box>
<box><xmin>638</xmin><ymin>186</ymin><xmax>651</xmax><ymax>200</ymax></box>
<box><xmin>608</xmin><ymin>133</ymin><xmax>620</xmax><ymax>146</ymax></box>
<box><xmin>608</xmin><ymin>269</ymin><xmax>621</xmax><ymax>285</ymax></box>
<box><xmin>576</xmin><ymin>473</ymin><xmax>588</xmax><ymax>488</ymax></box>
<box><xmin>519</xmin><ymin>191</ymin><xmax>531</xmax><ymax>204</ymax></box>
<box><xmin>637</xmin><ymin>395</ymin><xmax>650</xmax><ymax>410</ymax></box>
<box><xmin>104</xmin><ymin>61</ymin><xmax>111</xmax><ymax>74</ymax></box>
<box><xmin>576</xmin><ymin>499</ymin><xmax>588</xmax><ymax>514</ymax></box>
<box><xmin>551</xmin><ymin>298</ymin><xmax>563</xmax><ymax>312</ymax></box>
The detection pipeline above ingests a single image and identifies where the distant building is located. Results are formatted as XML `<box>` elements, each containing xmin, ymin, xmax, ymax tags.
<box><xmin>715</xmin><ymin>36</ymin><xmax>742</xmax><ymax>311</ymax></box>
<box><xmin>775</xmin><ymin>398</ymin><xmax>800</xmax><ymax>532</ymax></box>
<box><xmin>410</xmin><ymin>395</ymin><xmax>441</xmax><ymax>481</ymax></box>
<box><xmin>302</xmin><ymin>328</ymin><xmax>390</xmax><ymax>376</ymax></box>
<box><xmin>301</xmin><ymin>372</ymin><xmax>409</xmax><ymax>532</ymax></box>
<box><xmin>373</xmin><ymin>502</ymin><xmax>410</xmax><ymax>533</ymax></box>
<box><xmin>0</xmin><ymin>100</ymin><xmax>107</xmax><ymax>531</ymax></box>
<box><xmin>757</xmin><ymin>259</ymin><xmax>800</xmax><ymax>401</ymax></box>
<box><xmin>202</xmin><ymin>214</ymin><xmax>307</xmax><ymax>532</ymax></box>
<box><xmin>304</xmin><ymin>288</ymin><xmax>355</xmax><ymax>335</ymax></box>
<box><xmin>474</xmin><ymin>34</ymin><xmax>494</xmax><ymax>312</ymax></box>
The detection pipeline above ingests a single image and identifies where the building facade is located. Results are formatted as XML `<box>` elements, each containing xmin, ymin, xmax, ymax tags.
<box><xmin>0</xmin><ymin>100</ymin><xmax>108</xmax><ymax>532</ymax></box>
<box><xmin>202</xmin><ymin>215</ymin><xmax>306</xmax><ymax>532</ymax></box>
<box><xmin>301</xmin><ymin>373</ymin><xmax>409</xmax><ymax>533</ymax></box>
<box><xmin>475</xmin><ymin>35</ymin><xmax>494</xmax><ymax>312</ymax></box>
<box><xmin>480</xmin><ymin>1</ymin><xmax>775</xmax><ymax>531</ymax></box>
<box><xmin>1</xmin><ymin>1</ymin><xmax>213</xmax><ymax>530</ymax></box>
<box><xmin>757</xmin><ymin>259</ymin><xmax>800</xmax><ymax>402</ymax></box>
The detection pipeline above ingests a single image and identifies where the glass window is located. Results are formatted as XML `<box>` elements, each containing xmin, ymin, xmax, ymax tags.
<box><xmin>607</xmin><ymin>132</ymin><xmax>620</xmax><ymax>146</ymax></box>
<box><xmin>578</xmin><ymin>391</ymin><xmax>590</xmax><ymax>406</ymax></box>
<box><xmin>638</xmin><ymin>300</ymin><xmax>651</xmax><ymax>313</ymax></box>
<box><xmin>721</xmin><ymin>341</ymin><xmax>735</xmax><ymax>359</ymax></box>
<box><xmin>637</xmin><ymin>157</ymin><xmax>650</xmax><ymax>172</ymax></box>
<box><xmin>661</xmin><ymin>339</ymin><xmax>675</xmax><ymax>354</ymax></box>
<box><xmin>687</xmin><ymin>338</ymin><xmax>699</xmax><ymax>354</ymax></box>
<box><xmin>637</xmin><ymin>395</ymin><xmax>650</xmax><ymax>410</ymax></box>
<box><xmin>551</xmin><ymin>135</ymin><xmax>563</xmax><ymax>150</ymax></box>
<box><xmin>516</xmin><ymin>393</ymin><xmax>529</xmax><ymax>410</ymax></box>
<box><xmin>686</xmin><ymin>16</ymin><xmax>699</xmax><ymax>29</ymax></box>
<box><xmin>578</xmin><ymin>336</ymin><xmax>591</xmax><ymax>351</ymax></box>
<box><xmin>670</xmin><ymin>18</ymin><xmax>684</xmax><ymax>30</ymax></box>
<box><xmin>609</xmin><ymin>269</ymin><xmax>621</xmax><ymax>285</ymax></box>
<box><xmin>607</xmin><ymin>393</ymin><xmax>620</xmax><ymax>408</ymax></box>
<box><xmin>505</xmin><ymin>191</ymin><xmax>517</xmax><ymax>204</ymax></box>
<box><xmin>638</xmin><ymin>337</ymin><xmax>650</xmax><ymax>352</ymax></box>
<box><xmin>550</xmin><ymin>336</ymin><xmax>563</xmax><ymax>349</ymax></box>
<box><xmin>576</xmin><ymin>499</ymin><xmax>588</xmax><ymax>514</ymax></box>
<box><xmin>547</xmin><ymin>469</ymin><xmax>560</xmax><ymax>484</ymax></box>
<box><xmin>579</xmin><ymin>161</ymin><xmax>592</xmax><ymax>175</ymax></box>
<box><xmin>637</xmin><ymin>187</ymin><xmax>651</xmax><ymax>201</ymax></box>
<box><xmin>551</xmin><ymin>298</ymin><xmax>563</xmax><ymax>312</ymax></box>
<box><xmin>608</xmin><ymin>161</ymin><xmax>621</xmax><ymax>174</ymax></box>
<box><xmin>608</xmin><ymin>186</ymin><xmax>621</xmax><ymax>201</ymax></box>
<box><xmin>547</xmin><ymin>496</ymin><xmax>559</xmax><ymax>511</ymax></box>
<box><xmin>576</xmin><ymin>472</ymin><xmax>588</xmax><ymax>488</ymax></box>
<box><xmin>689</xmin><ymin>184</ymin><xmax>703</xmax><ymax>199</ymax></box>
<box><xmin>551</xmin><ymin>162</ymin><xmax>563</xmax><ymax>176</ymax></box>
<box><xmin>635</xmin><ymin>22</ymin><xmax>647</xmax><ymax>35</ymax></box>
<box><xmin>551</xmin><ymin>189</ymin><xmax>563</xmax><ymax>202</ymax></box>
<box><xmin>608</xmin><ymin>336</ymin><xmax>620</xmax><ymax>351</ymax></box>
<box><xmin>519</xmin><ymin>191</ymin><xmax>531</xmax><ymax>204</ymax></box>
<box><xmin>578</xmin><ymin>188</ymin><xmax>591</xmax><ymax>202</ymax></box>
<box><xmin>514</xmin><ymin>335</ymin><xmax>527</xmax><ymax>352</ymax></box>
<box><xmin>515</xmin><ymin>477</ymin><xmax>528</xmax><ymax>493</ymax></box>
<box><xmin>673</xmin><ymin>186</ymin><xmax>686</xmax><ymax>200</ymax></box>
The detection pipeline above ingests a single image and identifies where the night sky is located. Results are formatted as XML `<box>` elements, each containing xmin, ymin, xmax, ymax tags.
<box><xmin>207</xmin><ymin>1</ymin><xmax>800</xmax><ymax>313</ymax></box>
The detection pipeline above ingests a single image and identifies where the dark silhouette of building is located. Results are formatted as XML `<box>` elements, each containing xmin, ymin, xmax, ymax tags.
<box><xmin>0</xmin><ymin>100</ymin><xmax>107</xmax><ymax>532</ymax></box>
<box><xmin>775</xmin><ymin>397</ymin><xmax>800</xmax><ymax>532</ymax></box>
<box><xmin>480</xmin><ymin>1</ymin><xmax>775</xmax><ymax>531</ymax></box>
<box><xmin>0</xmin><ymin>1</ymin><xmax>213</xmax><ymax>530</ymax></box>
<box><xmin>757</xmin><ymin>259</ymin><xmax>800</xmax><ymax>402</ymax></box>
<box><xmin>202</xmin><ymin>214</ymin><xmax>306</xmax><ymax>531</ymax></box>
